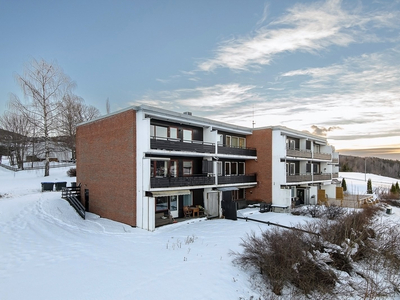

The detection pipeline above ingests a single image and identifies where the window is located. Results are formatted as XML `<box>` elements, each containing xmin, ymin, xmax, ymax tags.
<box><xmin>314</xmin><ymin>144</ymin><xmax>320</xmax><ymax>154</ymax></box>
<box><xmin>306</xmin><ymin>140</ymin><xmax>311</xmax><ymax>150</ymax></box>
<box><xmin>313</xmin><ymin>163</ymin><xmax>320</xmax><ymax>174</ymax></box>
<box><xmin>226</xmin><ymin>136</ymin><xmax>231</xmax><ymax>147</ymax></box>
<box><xmin>286</xmin><ymin>163</ymin><xmax>289</xmax><ymax>175</ymax></box>
<box><xmin>151</xmin><ymin>160</ymin><xmax>175</xmax><ymax>177</ymax></box>
<box><xmin>155</xmin><ymin>197</ymin><xmax>168</xmax><ymax>211</ymax></box>
<box><xmin>169</xmin><ymin>127</ymin><xmax>178</xmax><ymax>139</ymax></box>
<box><xmin>231</xmin><ymin>162</ymin><xmax>238</xmax><ymax>175</ymax></box>
<box><xmin>238</xmin><ymin>162</ymin><xmax>245</xmax><ymax>175</ymax></box>
<box><xmin>183</xmin><ymin>161</ymin><xmax>192</xmax><ymax>175</ymax></box>
<box><xmin>225</xmin><ymin>162</ymin><xmax>231</xmax><ymax>176</ymax></box>
<box><xmin>290</xmin><ymin>163</ymin><xmax>295</xmax><ymax>175</ymax></box>
<box><xmin>183</xmin><ymin>129</ymin><xmax>192</xmax><ymax>142</ymax></box>
<box><xmin>306</xmin><ymin>163</ymin><xmax>311</xmax><ymax>174</ymax></box>
<box><xmin>169</xmin><ymin>160</ymin><xmax>178</xmax><ymax>177</ymax></box>
<box><xmin>239</xmin><ymin>137</ymin><xmax>246</xmax><ymax>149</ymax></box>
<box><xmin>218</xmin><ymin>134</ymin><xmax>223</xmax><ymax>146</ymax></box>
<box><xmin>217</xmin><ymin>161</ymin><xmax>222</xmax><ymax>176</ymax></box>
<box><xmin>156</xmin><ymin>126</ymin><xmax>168</xmax><ymax>139</ymax></box>
<box><xmin>231</xmin><ymin>136</ymin><xmax>239</xmax><ymax>148</ymax></box>
<box><xmin>233</xmin><ymin>189</ymin><xmax>245</xmax><ymax>200</ymax></box>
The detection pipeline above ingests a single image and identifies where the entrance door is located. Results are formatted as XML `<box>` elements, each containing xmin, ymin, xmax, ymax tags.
<box><xmin>170</xmin><ymin>195</ymin><xmax>178</xmax><ymax>218</ymax></box>
<box><xmin>206</xmin><ymin>192</ymin><xmax>219</xmax><ymax>218</ymax></box>
<box><xmin>297</xmin><ymin>189</ymin><xmax>305</xmax><ymax>205</ymax></box>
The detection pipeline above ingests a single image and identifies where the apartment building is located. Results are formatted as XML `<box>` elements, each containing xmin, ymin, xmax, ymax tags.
<box><xmin>76</xmin><ymin>105</ymin><xmax>257</xmax><ymax>231</ymax></box>
<box><xmin>246</xmin><ymin>126</ymin><xmax>340</xmax><ymax>210</ymax></box>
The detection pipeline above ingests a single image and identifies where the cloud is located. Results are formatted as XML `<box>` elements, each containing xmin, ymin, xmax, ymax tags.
<box><xmin>310</xmin><ymin>125</ymin><xmax>342</xmax><ymax>136</ymax></box>
<box><xmin>197</xmin><ymin>0</ymin><xmax>400</xmax><ymax>72</ymax></box>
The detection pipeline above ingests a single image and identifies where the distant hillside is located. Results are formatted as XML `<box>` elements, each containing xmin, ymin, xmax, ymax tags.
<box><xmin>339</xmin><ymin>155</ymin><xmax>400</xmax><ymax>179</ymax></box>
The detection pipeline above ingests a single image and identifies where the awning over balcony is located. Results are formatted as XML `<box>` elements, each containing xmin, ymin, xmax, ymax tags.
<box><xmin>217</xmin><ymin>187</ymin><xmax>239</xmax><ymax>191</ymax></box>
<box><xmin>146</xmin><ymin>190</ymin><xmax>191</xmax><ymax>197</ymax></box>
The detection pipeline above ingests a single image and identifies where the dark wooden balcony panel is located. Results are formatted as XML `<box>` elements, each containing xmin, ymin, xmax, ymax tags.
<box><xmin>151</xmin><ymin>138</ymin><xmax>215</xmax><ymax>153</ymax></box>
<box><xmin>218</xmin><ymin>146</ymin><xmax>256</xmax><ymax>157</ymax></box>
<box><xmin>286</xmin><ymin>174</ymin><xmax>312</xmax><ymax>183</ymax></box>
<box><xmin>151</xmin><ymin>175</ymin><xmax>215</xmax><ymax>188</ymax></box>
<box><xmin>286</xmin><ymin>149</ymin><xmax>312</xmax><ymax>158</ymax></box>
<box><xmin>313</xmin><ymin>152</ymin><xmax>332</xmax><ymax>160</ymax></box>
<box><xmin>218</xmin><ymin>174</ymin><xmax>257</xmax><ymax>185</ymax></box>
<box><xmin>313</xmin><ymin>174</ymin><xmax>332</xmax><ymax>181</ymax></box>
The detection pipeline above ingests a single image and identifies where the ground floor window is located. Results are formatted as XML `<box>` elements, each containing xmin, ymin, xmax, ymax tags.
<box><xmin>232</xmin><ymin>189</ymin><xmax>245</xmax><ymax>200</ymax></box>
<box><xmin>155</xmin><ymin>197</ymin><xmax>168</xmax><ymax>211</ymax></box>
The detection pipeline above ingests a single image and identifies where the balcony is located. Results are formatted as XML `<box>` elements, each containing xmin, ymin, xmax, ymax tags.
<box><xmin>313</xmin><ymin>173</ymin><xmax>332</xmax><ymax>181</ymax></box>
<box><xmin>332</xmin><ymin>157</ymin><xmax>339</xmax><ymax>164</ymax></box>
<box><xmin>218</xmin><ymin>145</ymin><xmax>257</xmax><ymax>157</ymax></box>
<box><xmin>218</xmin><ymin>174</ymin><xmax>257</xmax><ymax>185</ymax></box>
<box><xmin>286</xmin><ymin>149</ymin><xmax>312</xmax><ymax>159</ymax></box>
<box><xmin>313</xmin><ymin>152</ymin><xmax>332</xmax><ymax>160</ymax></box>
<box><xmin>151</xmin><ymin>174</ymin><xmax>215</xmax><ymax>188</ymax></box>
<box><xmin>151</xmin><ymin>137</ymin><xmax>215</xmax><ymax>153</ymax></box>
<box><xmin>332</xmin><ymin>172</ymin><xmax>339</xmax><ymax>178</ymax></box>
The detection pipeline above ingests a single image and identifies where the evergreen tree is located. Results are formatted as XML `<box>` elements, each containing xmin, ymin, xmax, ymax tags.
<box><xmin>341</xmin><ymin>178</ymin><xmax>347</xmax><ymax>192</ymax></box>
<box><xmin>390</xmin><ymin>184</ymin><xmax>397</xmax><ymax>195</ymax></box>
<box><xmin>396</xmin><ymin>182</ymin><xmax>400</xmax><ymax>193</ymax></box>
<box><xmin>367</xmin><ymin>178</ymin><xmax>373</xmax><ymax>194</ymax></box>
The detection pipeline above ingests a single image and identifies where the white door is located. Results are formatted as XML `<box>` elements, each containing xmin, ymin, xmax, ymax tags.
<box><xmin>206</xmin><ymin>192</ymin><xmax>219</xmax><ymax>218</ymax></box>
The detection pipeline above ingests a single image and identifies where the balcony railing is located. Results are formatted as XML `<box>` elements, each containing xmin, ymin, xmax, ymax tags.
<box><xmin>218</xmin><ymin>174</ymin><xmax>257</xmax><ymax>185</ymax></box>
<box><xmin>332</xmin><ymin>158</ymin><xmax>339</xmax><ymax>164</ymax></box>
<box><xmin>313</xmin><ymin>152</ymin><xmax>332</xmax><ymax>160</ymax></box>
<box><xmin>332</xmin><ymin>172</ymin><xmax>339</xmax><ymax>178</ymax></box>
<box><xmin>151</xmin><ymin>174</ymin><xmax>215</xmax><ymax>188</ymax></box>
<box><xmin>218</xmin><ymin>145</ymin><xmax>257</xmax><ymax>157</ymax></box>
<box><xmin>286</xmin><ymin>149</ymin><xmax>312</xmax><ymax>158</ymax></box>
<box><xmin>313</xmin><ymin>173</ymin><xmax>332</xmax><ymax>181</ymax></box>
<box><xmin>151</xmin><ymin>137</ymin><xmax>215</xmax><ymax>153</ymax></box>
<box><xmin>286</xmin><ymin>148</ymin><xmax>332</xmax><ymax>160</ymax></box>
<box><xmin>286</xmin><ymin>174</ymin><xmax>312</xmax><ymax>183</ymax></box>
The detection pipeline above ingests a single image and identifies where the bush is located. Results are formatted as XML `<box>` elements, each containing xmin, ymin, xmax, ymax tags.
<box><xmin>67</xmin><ymin>167</ymin><xmax>76</xmax><ymax>177</ymax></box>
<box><xmin>324</xmin><ymin>205</ymin><xmax>346</xmax><ymax>220</ymax></box>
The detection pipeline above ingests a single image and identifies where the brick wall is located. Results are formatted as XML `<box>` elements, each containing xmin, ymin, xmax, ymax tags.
<box><xmin>246</xmin><ymin>128</ymin><xmax>273</xmax><ymax>203</ymax></box>
<box><xmin>76</xmin><ymin>109</ymin><xmax>137</xmax><ymax>226</ymax></box>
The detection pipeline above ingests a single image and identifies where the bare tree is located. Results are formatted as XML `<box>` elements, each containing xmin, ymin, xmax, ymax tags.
<box><xmin>106</xmin><ymin>97</ymin><xmax>110</xmax><ymax>114</ymax></box>
<box><xmin>58</xmin><ymin>93</ymin><xmax>100</xmax><ymax>159</ymax></box>
<box><xmin>10</xmin><ymin>59</ymin><xmax>74</xmax><ymax>176</ymax></box>
<box><xmin>0</xmin><ymin>109</ymin><xmax>32</xmax><ymax>169</ymax></box>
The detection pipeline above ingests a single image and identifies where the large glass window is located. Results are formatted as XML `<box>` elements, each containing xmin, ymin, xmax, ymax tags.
<box><xmin>183</xmin><ymin>161</ymin><xmax>192</xmax><ymax>175</ymax></box>
<box><xmin>156</xmin><ymin>197</ymin><xmax>168</xmax><ymax>211</ymax></box>
<box><xmin>151</xmin><ymin>160</ymin><xmax>174</xmax><ymax>177</ymax></box>
<box><xmin>217</xmin><ymin>134</ymin><xmax>223</xmax><ymax>145</ymax></box>
<box><xmin>290</xmin><ymin>163</ymin><xmax>296</xmax><ymax>175</ymax></box>
<box><xmin>231</xmin><ymin>136</ymin><xmax>239</xmax><ymax>148</ymax></box>
<box><xmin>239</xmin><ymin>138</ymin><xmax>246</xmax><ymax>149</ymax></box>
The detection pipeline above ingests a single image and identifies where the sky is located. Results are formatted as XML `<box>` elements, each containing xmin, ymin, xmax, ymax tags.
<box><xmin>0</xmin><ymin>0</ymin><xmax>399</xmax><ymax>160</ymax></box>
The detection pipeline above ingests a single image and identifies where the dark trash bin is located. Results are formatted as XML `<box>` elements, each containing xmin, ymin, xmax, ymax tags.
<box><xmin>41</xmin><ymin>182</ymin><xmax>54</xmax><ymax>192</ymax></box>
<box><xmin>259</xmin><ymin>202</ymin><xmax>271</xmax><ymax>213</ymax></box>
<box><xmin>55</xmin><ymin>182</ymin><xmax>67</xmax><ymax>191</ymax></box>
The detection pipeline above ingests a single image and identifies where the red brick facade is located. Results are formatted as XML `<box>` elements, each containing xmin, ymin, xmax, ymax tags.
<box><xmin>76</xmin><ymin>109</ymin><xmax>137</xmax><ymax>226</ymax></box>
<box><xmin>246</xmin><ymin>128</ymin><xmax>273</xmax><ymax>203</ymax></box>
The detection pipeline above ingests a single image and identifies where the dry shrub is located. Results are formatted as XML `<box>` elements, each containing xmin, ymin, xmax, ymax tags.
<box><xmin>233</xmin><ymin>205</ymin><xmax>400</xmax><ymax>298</ymax></box>
<box><xmin>233</xmin><ymin>227</ymin><xmax>337</xmax><ymax>296</ymax></box>
<box><xmin>324</xmin><ymin>205</ymin><xmax>346</xmax><ymax>220</ymax></box>
<box><xmin>67</xmin><ymin>167</ymin><xmax>76</xmax><ymax>177</ymax></box>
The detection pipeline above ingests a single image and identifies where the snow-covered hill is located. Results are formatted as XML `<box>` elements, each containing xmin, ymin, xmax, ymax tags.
<box><xmin>0</xmin><ymin>167</ymin><xmax>399</xmax><ymax>300</ymax></box>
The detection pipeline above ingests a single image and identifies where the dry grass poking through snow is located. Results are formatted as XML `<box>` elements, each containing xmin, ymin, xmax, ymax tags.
<box><xmin>233</xmin><ymin>206</ymin><xmax>400</xmax><ymax>299</ymax></box>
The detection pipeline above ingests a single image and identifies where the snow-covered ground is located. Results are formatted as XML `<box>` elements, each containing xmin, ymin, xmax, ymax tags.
<box><xmin>1</xmin><ymin>166</ymin><xmax>399</xmax><ymax>300</ymax></box>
